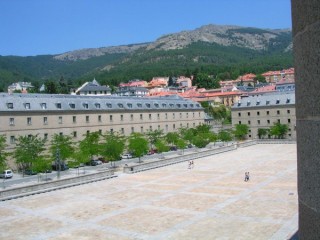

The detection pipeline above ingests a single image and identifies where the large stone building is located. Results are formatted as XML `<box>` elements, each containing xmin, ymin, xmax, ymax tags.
<box><xmin>0</xmin><ymin>93</ymin><xmax>204</xmax><ymax>150</ymax></box>
<box><xmin>231</xmin><ymin>92</ymin><xmax>296</xmax><ymax>140</ymax></box>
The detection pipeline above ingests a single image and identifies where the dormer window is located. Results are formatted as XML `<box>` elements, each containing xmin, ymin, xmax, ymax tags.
<box><xmin>137</xmin><ymin>103</ymin><xmax>142</xmax><ymax>108</ymax></box>
<box><xmin>127</xmin><ymin>103</ymin><xmax>133</xmax><ymax>108</ymax></box>
<box><xmin>177</xmin><ymin>104</ymin><xmax>181</xmax><ymax>108</ymax></box>
<box><xmin>190</xmin><ymin>104</ymin><xmax>194</xmax><ymax>108</ymax></box>
<box><xmin>154</xmin><ymin>103</ymin><xmax>159</xmax><ymax>108</ymax></box>
<box><xmin>106</xmin><ymin>103</ymin><xmax>112</xmax><ymax>108</ymax></box>
<box><xmin>256</xmin><ymin>100</ymin><xmax>260</xmax><ymax>105</ymax></box>
<box><xmin>83</xmin><ymin>103</ymin><xmax>89</xmax><ymax>109</ymax></box>
<box><xmin>118</xmin><ymin>103</ymin><xmax>124</xmax><ymax>108</ymax></box>
<box><xmin>196</xmin><ymin>104</ymin><xmax>200</xmax><ymax>107</ymax></box>
<box><xmin>7</xmin><ymin>103</ymin><xmax>13</xmax><ymax>109</ymax></box>
<box><xmin>266</xmin><ymin>100</ymin><xmax>270</xmax><ymax>105</ymax></box>
<box><xmin>69</xmin><ymin>103</ymin><xmax>75</xmax><ymax>109</ymax></box>
<box><xmin>286</xmin><ymin>98</ymin><xmax>290</xmax><ymax>103</ymax></box>
<box><xmin>41</xmin><ymin>103</ymin><xmax>47</xmax><ymax>109</ymax></box>
<box><xmin>56</xmin><ymin>103</ymin><xmax>62</xmax><ymax>109</ymax></box>
<box><xmin>183</xmin><ymin>104</ymin><xmax>188</xmax><ymax>108</ymax></box>
<box><xmin>25</xmin><ymin>103</ymin><xmax>31</xmax><ymax>109</ymax></box>
<box><xmin>276</xmin><ymin>99</ymin><xmax>280</xmax><ymax>104</ymax></box>
<box><xmin>162</xmin><ymin>103</ymin><xmax>167</xmax><ymax>107</ymax></box>
<box><xmin>169</xmin><ymin>103</ymin><xmax>174</xmax><ymax>108</ymax></box>
<box><xmin>247</xmin><ymin>101</ymin><xmax>251</xmax><ymax>106</ymax></box>
<box><xmin>146</xmin><ymin>103</ymin><xmax>151</xmax><ymax>108</ymax></box>
<box><xmin>237</xmin><ymin>101</ymin><xmax>241</xmax><ymax>106</ymax></box>
<box><xmin>95</xmin><ymin>103</ymin><xmax>101</xmax><ymax>109</ymax></box>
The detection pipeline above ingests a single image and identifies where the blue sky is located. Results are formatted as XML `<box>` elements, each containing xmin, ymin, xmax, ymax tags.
<box><xmin>0</xmin><ymin>0</ymin><xmax>292</xmax><ymax>56</ymax></box>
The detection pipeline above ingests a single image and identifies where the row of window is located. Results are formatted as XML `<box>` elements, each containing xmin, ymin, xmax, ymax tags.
<box><xmin>7</xmin><ymin>112</ymin><xmax>200</xmax><ymax>126</ymax></box>
<box><xmin>8</xmin><ymin>122</ymin><xmax>198</xmax><ymax>144</ymax></box>
<box><xmin>238</xmin><ymin>118</ymin><xmax>292</xmax><ymax>125</ymax></box>
<box><xmin>238</xmin><ymin>109</ymin><xmax>291</xmax><ymax>117</ymax></box>
<box><xmin>6</xmin><ymin>101</ymin><xmax>200</xmax><ymax>110</ymax></box>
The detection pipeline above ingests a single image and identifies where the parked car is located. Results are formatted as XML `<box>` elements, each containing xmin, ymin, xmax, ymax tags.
<box><xmin>86</xmin><ymin>160</ymin><xmax>101</xmax><ymax>166</ymax></box>
<box><xmin>147</xmin><ymin>149</ymin><xmax>157</xmax><ymax>155</ymax></box>
<box><xmin>23</xmin><ymin>169</ymin><xmax>38</xmax><ymax>175</ymax></box>
<box><xmin>170</xmin><ymin>146</ymin><xmax>177</xmax><ymax>151</ymax></box>
<box><xmin>52</xmin><ymin>163</ymin><xmax>69</xmax><ymax>171</ymax></box>
<box><xmin>0</xmin><ymin>169</ymin><xmax>13</xmax><ymax>179</ymax></box>
<box><xmin>121</xmin><ymin>154</ymin><xmax>133</xmax><ymax>159</ymax></box>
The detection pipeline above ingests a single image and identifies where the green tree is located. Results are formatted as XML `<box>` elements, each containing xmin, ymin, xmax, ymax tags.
<box><xmin>78</xmin><ymin>131</ymin><xmax>101</xmax><ymax>163</ymax></box>
<box><xmin>176</xmin><ymin>138</ymin><xmax>187</xmax><ymax>153</ymax></box>
<box><xmin>154</xmin><ymin>139</ymin><xmax>170</xmax><ymax>153</ymax></box>
<box><xmin>270</xmin><ymin>122</ymin><xmax>289</xmax><ymax>139</ymax></box>
<box><xmin>101</xmin><ymin>132</ymin><xmax>125</xmax><ymax>167</ymax></box>
<box><xmin>50</xmin><ymin>134</ymin><xmax>74</xmax><ymax>163</ymax></box>
<box><xmin>165</xmin><ymin>132</ymin><xmax>179</xmax><ymax>146</ymax></box>
<box><xmin>0</xmin><ymin>135</ymin><xmax>8</xmax><ymax>171</ymax></box>
<box><xmin>145</xmin><ymin>129</ymin><xmax>163</xmax><ymax>149</ymax></box>
<box><xmin>45</xmin><ymin>81</ymin><xmax>57</xmax><ymax>94</ymax></box>
<box><xmin>13</xmin><ymin>135</ymin><xmax>46</xmax><ymax>174</ymax></box>
<box><xmin>257</xmin><ymin>128</ymin><xmax>269</xmax><ymax>139</ymax></box>
<box><xmin>128</xmin><ymin>133</ymin><xmax>149</xmax><ymax>163</ymax></box>
<box><xmin>234</xmin><ymin>124</ymin><xmax>249</xmax><ymax>140</ymax></box>
<box><xmin>179</xmin><ymin>127</ymin><xmax>195</xmax><ymax>144</ymax></box>
<box><xmin>192</xmin><ymin>135</ymin><xmax>209</xmax><ymax>148</ymax></box>
<box><xmin>218</xmin><ymin>130</ymin><xmax>233</xmax><ymax>142</ymax></box>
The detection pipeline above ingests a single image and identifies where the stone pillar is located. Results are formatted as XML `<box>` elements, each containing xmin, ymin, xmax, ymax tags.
<box><xmin>291</xmin><ymin>0</ymin><xmax>320</xmax><ymax>239</ymax></box>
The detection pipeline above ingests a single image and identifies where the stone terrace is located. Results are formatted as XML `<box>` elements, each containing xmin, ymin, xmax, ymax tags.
<box><xmin>0</xmin><ymin>144</ymin><xmax>297</xmax><ymax>240</ymax></box>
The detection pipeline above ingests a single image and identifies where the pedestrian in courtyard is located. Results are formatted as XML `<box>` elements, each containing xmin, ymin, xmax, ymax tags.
<box><xmin>188</xmin><ymin>161</ymin><xmax>191</xmax><ymax>169</ymax></box>
<box><xmin>191</xmin><ymin>160</ymin><xmax>194</xmax><ymax>169</ymax></box>
<box><xmin>247</xmin><ymin>172</ymin><xmax>250</xmax><ymax>181</ymax></box>
<box><xmin>244</xmin><ymin>172</ymin><xmax>249</xmax><ymax>182</ymax></box>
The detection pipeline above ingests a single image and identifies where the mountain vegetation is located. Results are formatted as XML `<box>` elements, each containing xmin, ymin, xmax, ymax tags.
<box><xmin>0</xmin><ymin>24</ymin><xmax>293</xmax><ymax>92</ymax></box>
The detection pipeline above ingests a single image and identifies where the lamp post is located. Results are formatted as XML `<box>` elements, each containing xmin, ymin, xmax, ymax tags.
<box><xmin>56</xmin><ymin>149</ymin><xmax>61</xmax><ymax>179</ymax></box>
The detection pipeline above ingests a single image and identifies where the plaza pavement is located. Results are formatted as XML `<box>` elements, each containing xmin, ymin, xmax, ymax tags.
<box><xmin>0</xmin><ymin>144</ymin><xmax>298</xmax><ymax>240</ymax></box>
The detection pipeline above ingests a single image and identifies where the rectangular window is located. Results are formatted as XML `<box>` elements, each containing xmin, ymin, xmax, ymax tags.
<box><xmin>110</xmin><ymin>128</ymin><xmax>113</xmax><ymax>133</ymax></box>
<box><xmin>239</xmin><ymin>121</ymin><xmax>242</xmax><ymax>124</ymax></box>
<box><xmin>186</xmin><ymin>113</ymin><xmax>189</xmax><ymax>118</ymax></box>
<box><xmin>86</xmin><ymin>116</ymin><xmax>89</xmax><ymax>123</ymax></box>
<box><xmin>165</xmin><ymin>113</ymin><xmax>168</xmax><ymax>119</ymax></box>
<box><xmin>99</xmin><ymin>129</ymin><xmax>102</xmax><ymax>134</ymax></box>
<box><xmin>238</xmin><ymin>113</ymin><xmax>241</xmax><ymax>117</ymax></box>
<box><xmin>73</xmin><ymin>131</ymin><xmax>77</xmax><ymax>138</ymax></box>
<box><xmin>131</xmin><ymin>114</ymin><xmax>134</xmax><ymax>121</ymax></box>
<box><xmin>247</xmin><ymin>112</ymin><xmax>250</xmax><ymax>116</ymax></box>
<box><xmin>180</xmin><ymin>113</ymin><xmax>182</xmax><ymax>118</ymax></box>
<box><xmin>41</xmin><ymin>103</ymin><xmax>47</xmax><ymax>109</ymax></box>
<box><xmin>248</xmin><ymin>120</ymin><xmax>251</xmax><ymax>125</ymax></box>
<box><xmin>267</xmin><ymin>120</ymin><xmax>270</xmax><ymax>124</ymax></box>
<box><xmin>277</xmin><ymin>110</ymin><xmax>280</xmax><ymax>115</ymax></box>
<box><xmin>10</xmin><ymin>136</ymin><xmax>15</xmax><ymax>144</ymax></box>
<box><xmin>98</xmin><ymin>115</ymin><xmax>102</xmax><ymax>122</ymax></box>
<box><xmin>287</xmin><ymin>109</ymin><xmax>291</xmax><ymax>114</ymax></box>
<box><xmin>165</xmin><ymin>124</ymin><xmax>168</xmax><ymax>131</ymax></box>
<box><xmin>288</xmin><ymin>119</ymin><xmax>291</xmax><ymax>123</ymax></box>
<box><xmin>193</xmin><ymin>113</ymin><xmax>195</xmax><ymax>118</ymax></box>
<box><xmin>193</xmin><ymin>123</ymin><xmax>196</xmax><ymax>127</ymax></box>
<box><xmin>266</xmin><ymin>111</ymin><xmax>270</xmax><ymax>115</ymax></box>
<box><xmin>25</xmin><ymin>103</ymin><xmax>30</xmax><ymax>109</ymax></box>
<box><xmin>140</xmin><ymin>126</ymin><xmax>143</xmax><ymax>133</ymax></box>
<box><xmin>121</xmin><ymin>128</ymin><xmax>124</xmax><ymax>134</ymax></box>
<box><xmin>158</xmin><ymin>125</ymin><xmax>160</xmax><ymax>130</ymax></box>
<box><xmin>7</xmin><ymin>103</ymin><xmax>13</xmax><ymax>109</ymax></box>
<box><xmin>110</xmin><ymin>115</ymin><xmax>113</xmax><ymax>122</ymax></box>
<box><xmin>278</xmin><ymin>119</ymin><xmax>281</xmax><ymax>123</ymax></box>
<box><xmin>86</xmin><ymin>130</ymin><xmax>90</xmax><ymax>135</ymax></box>
<box><xmin>56</xmin><ymin>103</ymin><xmax>62</xmax><ymax>109</ymax></box>
<box><xmin>173</xmin><ymin>124</ymin><xmax>176</xmax><ymax>129</ymax></box>
<box><xmin>43</xmin><ymin>117</ymin><xmax>48</xmax><ymax>125</ymax></box>
<box><xmin>121</xmin><ymin>115</ymin><xmax>124</xmax><ymax>121</ymax></box>
<box><xmin>149</xmin><ymin>126</ymin><xmax>152</xmax><ymax>131</ymax></box>
<box><xmin>44</xmin><ymin>133</ymin><xmax>48</xmax><ymax>140</ymax></box>
<box><xmin>58</xmin><ymin>116</ymin><xmax>63</xmax><ymax>124</ymax></box>
<box><xmin>27</xmin><ymin>117</ymin><xmax>32</xmax><ymax>125</ymax></box>
<box><xmin>9</xmin><ymin>118</ymin><xmax>14</xmax><ymax>126</ymax></box>
<box><xmin>257</xmin><ymin>111</ymin><xmax>260</xmax><ymax>116</ymax></box>
<box><xmin>73</xmin><ymin>116</ymin><xmax>76</xmax><ymax>123</ymax></box>
<box><xmin>173</xmin><ymin>113</ymin><xmax>175</xmax><ymax>119</ymax></box>
<box><xmin>140</xmin><ymin>114</ymin><xmax>143</xmax><ymax>120</ymax></box>
<box><xmin>131</xmin><ymin>127</ymin><xmax>134</xmax><ymax>133</ymax></box>
<box><xmin>157</xmin><ymin>113</ymin><xmax>160</xmax><ymax>120</ymax></box>
<box><xmin>149</xmin><ymin>114</ymin><xmax>151</xmax><ymax>120</ymax></box>
<box><xmin>59</xmin><ymin>132</ymin><xmax>63</xmax><ymax>136</ymax></box>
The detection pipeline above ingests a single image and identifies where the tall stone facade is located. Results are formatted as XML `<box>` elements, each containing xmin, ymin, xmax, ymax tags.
<box><xmin>292</xmin><ymin>0</ymin><xmax>320</xmax><ymax>238</ymax></box>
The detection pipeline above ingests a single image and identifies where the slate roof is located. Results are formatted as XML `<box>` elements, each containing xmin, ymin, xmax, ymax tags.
<box><xmin>0</xmin><ymin>93</ymin><xmax>202</xmax><ymax>112</ymax></box>
<box><xmin>231</xmin><ymin>92</ymin><xmax>295</xmax><ymax>109</ymax></box>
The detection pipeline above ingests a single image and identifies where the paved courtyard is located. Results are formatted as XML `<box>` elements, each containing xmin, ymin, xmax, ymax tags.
<box><xmin>0</xmin><ymin>144</ymin><xmax>298</xmax><ymax>240</ymax></box>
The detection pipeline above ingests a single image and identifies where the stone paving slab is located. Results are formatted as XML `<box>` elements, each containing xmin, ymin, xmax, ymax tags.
<box><xmin>0</xmin><ymin>144</ymin><xmax>298</xmax><ymax>240</ymax></box>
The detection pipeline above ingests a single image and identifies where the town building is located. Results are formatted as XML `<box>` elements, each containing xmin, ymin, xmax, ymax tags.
<box><xmin>71</xmin><ymin>79</ymin><xmax>111</xmax><ymax>96</ymax></box>
<box><xmin>115</xmin><ymin>86</ymin><xmax>148</xmax><ymax>97</ymax></box>
<box><xmin>8</xmin><ymin>82</ymin><xmax>34</xmax><ymax>94</ymax></box>
<box><xmin>0</xmin><ymin>93</ymin><xmax>205</xmax><ymax>150</ymax></box>
<box><xmin>261</xmin><ymin>68</ymin><xmax>295</xmax><ymax>83</ymax></box>
<box><xmin>231</xmin><ymin>92</ymin><xmax>296</xmax><ymax>140</ymax></box>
